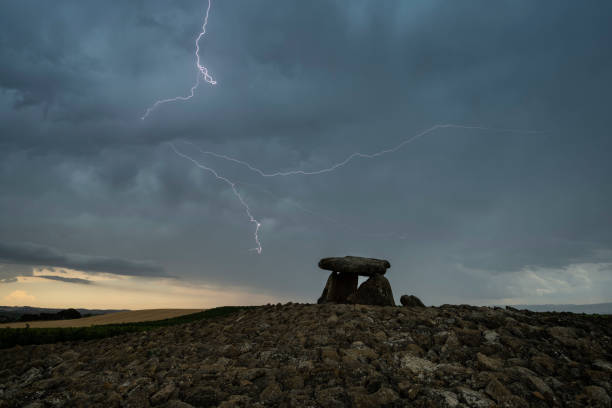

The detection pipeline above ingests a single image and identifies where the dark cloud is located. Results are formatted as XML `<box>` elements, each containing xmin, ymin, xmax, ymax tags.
<box><xmin>36</xmin><ymin>275</ymin><xmax>93</xmax><ymax>285</ymax></box>
<box><xmin>0</xmin><ymin>264</ymin><xmax>33</xmax><ymax>284</ymax></box>
<box><xmin>0</xmin><ymin>0</ymin><xmax>611</xmax><ymax>304</ymax></box>
<box><xmin>0</xmin><ymin>242</ymin><xmax>165</xmax><ymax>277</ymax></box>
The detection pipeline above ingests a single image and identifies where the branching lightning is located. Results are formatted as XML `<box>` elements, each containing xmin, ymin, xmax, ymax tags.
<box><xmin>188</xmin><ymin>124</ymin><xmax>543</xmax><ymax>178</ymax></box>
<box><xmin>170</xmin><ymin>143</ymin><xmax>262</xmax><ymax>254</ymax></box>
<box><xmin>147</xmin><ymin>1</ymin><xmax>544</xmax><ymax>253</ymax></box>
<box><xmin>172</xmin><ymin>125</ymin><xmax>542</xmax><ymax>252</ymax></box>
<box><xmin>142</xmin><ymin>0</ymin><xmax>216</xmax><ymax>120</ymax></box>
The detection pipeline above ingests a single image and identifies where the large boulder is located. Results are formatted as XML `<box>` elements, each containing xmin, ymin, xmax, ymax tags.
<box><xmin>317</xmin><ymin>272</ymin><xmax>358</xmax><ymax>304</ymax></box>
<box><xmin>400</xmin><ymin>295</ymin><xmax>425</xmax><ymax>307</ymax></box>
<box><xmin>318</xmin><ymin>256</ymin><xmax>390</xmax><ymax>276</ymax></box>
<box><xmin>355</xmin><ymin>275</ymin><xmax>395</xmax><ymax>306</ymax></box>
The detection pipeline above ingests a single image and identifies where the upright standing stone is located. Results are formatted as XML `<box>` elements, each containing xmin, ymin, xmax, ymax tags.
<box><xmin>355</xmin><ymin>275</ymin><xmax>395</xmax><ymax>306</ymax></box>
<box><xmin>317</xmin><ymin>272</ymin><xmax>334</xmax><ymax>304</ymax></box>
<box><xmin>318</xmin><ymin>271</ymin><xmax>358</xmax><ymax>304</ymax></box>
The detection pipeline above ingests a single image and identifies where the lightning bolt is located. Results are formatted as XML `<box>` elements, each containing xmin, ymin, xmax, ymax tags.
<box><xmin>138</xmin><ymin>2</ymin><xmax>545</xmax><ymax>253</ymax></box>
<box><xmin>173</xmin><ymin>124</ymin><xmax>542</xmax><ymax>252</ymax></box>
<box><xmin>142</xmin><ymin>0</ymin><xmax>216</xmax><ymax>120</ymax></box>
<box><xmin>170</xmin><ymin>143</ymin><xmax>262</xmax><ymax>254</ymax></box>
<box><xmin>188</xmin><ymin>124</ymin><xmax>544</xmax><ymax>178</ymax></box>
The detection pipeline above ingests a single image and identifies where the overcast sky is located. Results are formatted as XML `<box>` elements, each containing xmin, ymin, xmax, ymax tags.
<box><xmin>1</xmin><ymin>0</ymin><xmax>611</xmax><ymax>308</ymax></box>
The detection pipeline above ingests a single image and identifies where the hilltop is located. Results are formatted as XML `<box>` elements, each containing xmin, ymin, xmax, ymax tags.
<box><xmin>0</xmin><ymin>303</ymin><xmax>611</xmax><ymax>407</ymax></box>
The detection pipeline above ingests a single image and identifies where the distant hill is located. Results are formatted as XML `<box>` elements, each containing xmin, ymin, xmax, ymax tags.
<box><xmin>0</xmin><ymin>305</ymin><xmax>128</xmax><ymax>323</ymax></box>
<box><xmin>503</xmin><ymin>302</ymin><xmax>612</xmax><ymax>314</ymax></box>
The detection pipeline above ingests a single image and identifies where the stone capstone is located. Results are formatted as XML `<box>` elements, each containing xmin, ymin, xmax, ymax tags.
<box><xmin>318</xmin><ymin>256</ymin><xmax>390</xmax><ymax>277</ymax></box>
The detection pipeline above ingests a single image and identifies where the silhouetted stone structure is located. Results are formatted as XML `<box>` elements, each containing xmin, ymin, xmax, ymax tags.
<box><xmin>317</xmin><ymin>256</ymin><xmax>395</xmax><ymax>306</ymax></box>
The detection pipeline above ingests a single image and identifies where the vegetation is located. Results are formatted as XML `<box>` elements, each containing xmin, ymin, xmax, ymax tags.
<box><xmin>0</xmin><ymin>311</ymin><xmax>23</xmax><ymax>324</ymax></box>
<box><xmin>19</xmin><ymin>308</ymin><xmax>82</xmax><ymax>322</ymax></box>
<box><xmin>0</xmin><ymin>306</ymin><xmax>251</xmax><ymax>349</ymax></box>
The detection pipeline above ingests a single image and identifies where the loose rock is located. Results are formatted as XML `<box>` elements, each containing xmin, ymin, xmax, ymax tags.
<box><xmin>585</xmin><ymin>385</ymin><xmax>611</xmax><ymax>407</ymax></box>
<box><xmin>400</xmin><ymin>294</ymin><xmax>425</xmax><ymax>307</ymax></box>
<box><xmin>0</xmin><ymin>304</ymin><xmax>610</xmax><ymax>407</ymax></box>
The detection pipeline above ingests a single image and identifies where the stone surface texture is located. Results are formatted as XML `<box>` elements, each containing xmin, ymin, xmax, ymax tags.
<box><xmin>0</xmin><ymin>304</ymin><xmax>611</xmax><ymax>407</ymax></box>
<box><xmin>318</xmin><ymin>256</ymin><xmax>390</xmax><ymax>277</ymax></box>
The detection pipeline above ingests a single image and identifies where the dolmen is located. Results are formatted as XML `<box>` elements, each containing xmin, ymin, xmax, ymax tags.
<box><xmin>317</xmin><ymin>256</ymin><xmax>395</xmax><ymax>306</ymax></box>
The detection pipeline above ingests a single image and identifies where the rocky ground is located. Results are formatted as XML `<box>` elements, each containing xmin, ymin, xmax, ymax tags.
<box><xmin>0</xmin><ymin>303</ymin><xmax>611</xmax><ymax>407</ymax></box>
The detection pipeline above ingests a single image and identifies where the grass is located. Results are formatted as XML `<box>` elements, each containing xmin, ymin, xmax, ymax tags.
<box><xmin>0</xmin><ymin>306</ymin><xmax>252</xmax><ymax>349</ymax></box>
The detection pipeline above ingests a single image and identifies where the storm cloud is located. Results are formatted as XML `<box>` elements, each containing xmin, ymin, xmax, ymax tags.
<box><xmin>1</xmin><ymin>0</ymin><xmax>611</xmax><ymax>305</ymax></box>
<box><xmin>36</xmin><ymin>275</ymin><xmax>93</xmax><ymax>285</ymax></box>
<box><xmin>0</xmin><ymin>241</ymin><xmax>165</xmax><ymax>277</ymax></box>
